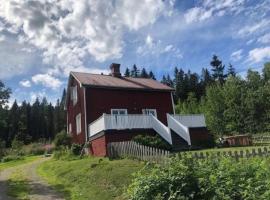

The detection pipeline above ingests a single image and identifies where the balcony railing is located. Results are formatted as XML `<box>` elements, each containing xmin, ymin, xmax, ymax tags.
<box><xmin>88</xmin><ymin>114</ymin><xmax>172</xmax><ymax>144</ymax></box>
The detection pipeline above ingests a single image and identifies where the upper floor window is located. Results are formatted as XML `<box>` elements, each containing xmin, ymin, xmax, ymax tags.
<box><xmin>70</xmin><ymin>86</ymin><xmax>78</xmax><ymax>105</ymax></box>
<box><xmin>76</xmin><ymin>113</ymin><xmax>81</xmax><ymax>134</ymax></box>
<box><xmin>111</xmin><ymin>109</ymin><xmax>128</xmax><ymax>115</ymax></box>
<box><xmin>142</xmin><ymin>109</ymin><xmax>157</xmax><ymax>117</ymax></box>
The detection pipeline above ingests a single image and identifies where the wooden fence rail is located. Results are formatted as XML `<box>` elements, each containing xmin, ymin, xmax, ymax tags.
<box><xmin>107</xmin><ymin>141</ymin><xmax>170</xmax><ymax>164</ymax></box>
<box><xmin>179</xmin><ymin>146</ymin><xmax>270</xmax><ymax>160</ymax></box>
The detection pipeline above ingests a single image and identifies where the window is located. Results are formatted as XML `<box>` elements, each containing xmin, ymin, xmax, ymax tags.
<box><xmin>142</xmin><ymin>109</ymin><xmax>157</xmax><ymax>117</ymax></box>
<box><xmin>68</xmin><ymin>123</ymin><xmax>72</xmax><ymax>134</ymax></box>
<box><xmin>111</xmin><ymin>109</ymin><xmax>128</xmax><ymax>115</ymax></box>
<box><xmin>76</xmin><ymin>113</ymin><xmax>81</xmax><ymax>134</ymax></box>
<box><xmin>70</xmin><ymin>86</ymin><xmax>78</xmax><ymax>105</ymax></box>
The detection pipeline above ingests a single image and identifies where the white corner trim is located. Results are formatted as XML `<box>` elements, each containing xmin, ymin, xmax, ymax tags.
<box><xmin>171</xmin><ymin>92</ymin><xmax>175</xmax><ymax>115</ymax></box>
<box><xmin>83</xmin><ymin>87</ymin><xmax>88</xmax><ymax>142</ymax></box>
<box><xmin>70</xmin><ymin>72</ymin><xmax>82</xmax><ymax>87</ymax></box>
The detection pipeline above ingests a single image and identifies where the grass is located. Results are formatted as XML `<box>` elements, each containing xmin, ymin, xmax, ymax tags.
<box><xmin>0</xmin><ymin>155</ymin><xmax>40</xmax><ymax>171</ymax></box>
<box><xmin>190</xmin><ymin>145</ymin><xmax>270</xmax><ymax>153</ymax></box>
<box><xmin>37</xmin><ymin>156</ymin><xmax>144</xmax><ymax>200</ymax></box>
<box><xmin>7</xmin><ymin>168</ymin><xmax>30</xmax><ymax>200</ymax></box>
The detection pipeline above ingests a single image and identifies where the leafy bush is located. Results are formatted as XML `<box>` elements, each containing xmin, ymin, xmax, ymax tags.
<box><xmin>132</xmin><ymin>135</ymin><xmax>171</xmax><ymax>150</ymax></box>
<box><xmin>127</xmin><ymin>156</ymin><xmax>270</xmax><ymax>200</ymax></box>
<box><xmin>0</xmin><ymin>139</ymin><xmax>6</xmax><ymax>158</ymax></box>
<box><xmin>53</xmin><ymin>146</ymin><xmax>81</xmax><ymax>160</ymax></box>
<box><xmin>71</xmin><ymin>143</ymin><xmax>83</xmax><ymax>156</ymax></box>
<box><xmin>54</xmin><ymin>130</ymin><xmax>71</xmax><ymax>148</ymax></box>
<box><xmin>1</xmin><ymin>155</ymin><xmax>23</xmax><ymax>163</ymax></box>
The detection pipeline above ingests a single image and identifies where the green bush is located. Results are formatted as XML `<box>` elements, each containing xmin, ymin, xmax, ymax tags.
<box><xmin>1</xmin><ymin>155</ymin><xmax>23</xmax><ymax>163</ymax></box>
<box><xmin>127</xmin><ymin>156</ymin><xmax>270</xmax><ymax>200</ymax></box>
<box><xmin>54</xmin><ymin>130</ymin><xmax>72</xmax><ymax>148</ymax></box>
<box><xmin>0</xmin><ymin>139</ymin><xmax>6</xmax><ymax>158</ymax></box>
<box><xmin>132</xmin><ymin>135</ymin><xmax>171</xmax><ymax>150</ymax></box>
<box><xmin>53</xmin><ymin>146</ymin><xmax>81</xmax><ymax>161</ymax></box>
<box><xmin>71</xmin><ymin>143</ymin><xmax>83</xmax><ymax>156</ymax></box>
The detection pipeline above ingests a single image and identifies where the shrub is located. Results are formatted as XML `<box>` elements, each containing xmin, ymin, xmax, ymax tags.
<box><xmin>1</xmin><ymin>155</ymin><xmax>23</xmax><ymax>163</ymax></box>
<box><xmin>53</xmin><ymin>146</ymin><xmax>81</xmax><ymax>160</ymax></box>
<box><xmin>54</xmin><ymin>130</ymin><xmax>72</xmax><ymax>148</ymax></box>
<box><xmin>127</xmin><ymin>156</ymin><xmax>270</xmax><ymax>200</ymax></box>
<box><xmin>0</xmin><ymin>139</ymin><xmax>6</xmax><ymax>158</ymax></box>
<box><xmin>71</xmin><ymin>143</ymin><xmax>83</xmax><ymax>156</ymax></box>
<box><xmin>132</xmin><ymin>134</ymin><xmax>171</xmax><ymax>150</ymax></box>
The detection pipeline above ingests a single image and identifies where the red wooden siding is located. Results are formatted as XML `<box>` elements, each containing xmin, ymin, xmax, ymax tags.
<box><xmin>85</xmin><ymin>87</ymin><xmax>173</xmax><ymax>126</ymax></box>
<box><xmin>66</xmin><ymin>77</ymin><xmax>86</xmax><ymax>144</ymax></box>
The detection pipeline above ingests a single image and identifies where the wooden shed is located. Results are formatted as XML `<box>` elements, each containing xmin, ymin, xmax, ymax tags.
<box><xmin>224</xmin><ymin>135</ymin><xmax>252</xmax><ymax>147</ymax></box>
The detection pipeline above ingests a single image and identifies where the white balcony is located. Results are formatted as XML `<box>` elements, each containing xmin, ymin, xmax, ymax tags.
<box><xmin>88</xmin><ymin>114</ymin><xmax>172</xmax><ymax>144</ymax></box>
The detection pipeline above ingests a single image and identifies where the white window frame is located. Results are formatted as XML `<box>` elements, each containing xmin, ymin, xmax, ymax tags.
<box><xmin>111</xmin><ymin>109</ymin><xmax>128</xmax><ymax>115</ymax></box>
<box><xmin>71</xmin><ymin>86</ymin><xmax>78</xmax><ymax>105</ymax></box>
<box><xmin>68</xmin><ymin>123</ymin><xmax>72</xmax><ymax>134</ymax></box>
<box><xmin>142</xmin><ymin>109</ymin><xmax>157</xmax><ymax>117</ymax></box>
<box><xmin>76</xmin><ymin>113</ymin><xmax>81</xmax><ymax>134</ymax></box>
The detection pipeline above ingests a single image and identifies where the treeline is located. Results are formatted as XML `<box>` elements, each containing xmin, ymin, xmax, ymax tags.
<box><xmin>124</xmin><ymin>64</ymin><xmax>156</xmax><ymax>79</ymax></box>
<box><xmin>0</xmin><ymin>86</ymin><xmax>66</xmax><ymax>146</ymax></box>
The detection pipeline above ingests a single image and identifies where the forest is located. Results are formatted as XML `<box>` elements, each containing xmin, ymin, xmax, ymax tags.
<box><xmin>0</xmin><ymin>55</ymin><xmax>269</xmax><ymax>147</ymax></box>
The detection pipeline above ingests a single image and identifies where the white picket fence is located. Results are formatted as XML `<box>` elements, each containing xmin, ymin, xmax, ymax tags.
<box><xmin>107</xmin><ymin>141</ymin><xmax>170</xmax><ymax>164</ymax></box>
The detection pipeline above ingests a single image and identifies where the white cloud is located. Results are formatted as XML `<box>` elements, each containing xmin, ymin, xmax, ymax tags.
<box><xmin>32</xmin><ymin>73</ymin><xmax>62</xmax><ymax>89</ymax></box>
<box><xmin>30</xmin><ymin>91</ymin><xmax>46</xmax><ymax>104</ymax></box>
<box><xmin>257</xmin><ymin>33</ymin><xmax>270</xmax><ymax>44</ymax></box>
<box><xmin>0</xmin><ymin>0</ymin><xmax>174</xmax><ymax>78</ymax></box>
<box><xmin>238</xmin><ymin>19</ymin><xmax>270</xmax><ymax>37</ymax></box>
<box><xmin>137</xmin><ymin>35</ymin><xmax>182</xmax><ymax>58</ymax></box>
<box><xmin>0</xmin><ymin>35</ymin><xmax>5</xmax><ymax>42</ymax></box>
<box><xmin>248</xmin><ymin>47</ymin><xmax>270</xmax><ymax>63</ymax></box>
<box><xmin>19</xmin><ymin>79</ymin><xmax>31</xmax><ymax>87</ymax></box>
<box><xmin>184</xmin><ymin>0</ymin><xmax>245</xmax><ymax>24</ymax></box>
<box><xmin>230</xmin><ymin>49</ymin><xmax>243</xmax><ymax>61</ymax></box>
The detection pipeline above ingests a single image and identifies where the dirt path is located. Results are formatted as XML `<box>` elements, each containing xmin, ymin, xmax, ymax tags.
<box><xmin>0</xmin><ymin>157</ymin><xmax>65</xmax><ymax>200</ymax></box>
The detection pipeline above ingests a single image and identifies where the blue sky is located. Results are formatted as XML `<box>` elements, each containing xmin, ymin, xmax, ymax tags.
<box><xmin>0</xmin><ymin>0</ymin><xmax>270</xmax><ymax>106</ymax></box>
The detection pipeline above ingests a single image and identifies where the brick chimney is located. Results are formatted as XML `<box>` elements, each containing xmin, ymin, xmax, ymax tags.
<box><xmin>110</xmin><ymin>63</ymin><xmax>121</xmax><ymax>78</ymax></box>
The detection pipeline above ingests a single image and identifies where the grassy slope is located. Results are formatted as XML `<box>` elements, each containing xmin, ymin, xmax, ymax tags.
<box><xmin>0</xmin><ymin>156</ymin><xmax>40</xmax><ymax>171</ymax></box>
<box><xmin>7</xmin><ymin>168</ymin><xmax>30</xmax><ymax>200</ymax></box>
<box><xmin>190</xmin><ymin>145</ymin><xmax>270</xmax><ymax>153</ymax></box>
<box><xmin>37</xmin><ymin>157</ymin><xmax>144</xmax><ymax>200</ymax></box>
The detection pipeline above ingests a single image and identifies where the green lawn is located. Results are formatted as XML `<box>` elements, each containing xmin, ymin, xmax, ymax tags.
<box><xmin>7</xmin><ymin>168</ymin><xmax>30</xmax><ymax>200</ymax></box>
<box><xmin>0</xmin><ymin>156</ymin><xmax>40</xmax><ymax>171</ymax></box>
<box><xmin>37</xmin><ymin>156</ymin><xmax>144</xmax><ymax>200</ymax></box>
<box><xmin>189</xmin><ymin>145</ymin><xmax>270</xmax><ymax>153</ymax></box>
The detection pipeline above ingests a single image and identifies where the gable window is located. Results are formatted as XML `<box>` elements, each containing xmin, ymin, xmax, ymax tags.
<box><xmin>70</xmin><ymin>86</ymin><xmax>78</xmax><ymax>105</ymax></box>
<box><xmin>142</xmin><ymin>109</ymin><xmax>157</xmax><ymax>117</ymax></box>
<box><xmin>68</xmin><ymin>123</ymin><xmax>72</xmax><ymax>134</ymax></box>
<box><xmin>76</xmin><ymin>113</ymin><xmax>81</xmax><ymax>134</ymax></box>
<box><xmin>111</xmin><ymin>109</ymin><xmax>128</xmax><ymax>115</ymax></box>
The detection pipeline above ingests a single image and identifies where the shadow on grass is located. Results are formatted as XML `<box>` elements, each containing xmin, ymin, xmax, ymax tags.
<box><xmin>1</xmin><ymin>178</ymin><xmax>71</xmax><ymax>200</ymax></box>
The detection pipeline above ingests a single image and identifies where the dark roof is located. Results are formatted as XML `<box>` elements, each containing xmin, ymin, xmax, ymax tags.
<box><xmin>70</xmin><ymin>72</ymin><xmax>174</xmax><ymax>91</ymax></box>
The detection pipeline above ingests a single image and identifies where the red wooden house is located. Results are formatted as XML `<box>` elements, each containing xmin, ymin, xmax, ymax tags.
<box><xmin>66</xmin><ymin>63</ymin><xmax>211</xmax><ymax>156</ymax></box>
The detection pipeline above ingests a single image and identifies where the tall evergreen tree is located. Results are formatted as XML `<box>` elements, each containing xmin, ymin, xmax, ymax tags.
<box><xmin>131</xmin><ymin>64</ymin><xmax>139</xmax><ymax>77</ymax></box>
<box><xmin>124</xmin><ymin>68</ymin><xmax>130</xmax><ymax>77</ymax></box>
<box><xmin>227</xmin><ymin>63</ymin><xmax>236</xmax><ymax>77</ymax></box>
<box><xmin>140</xmin><ymin>68</ymin><xmax>149</xmax><ymax>78</ymax></box>
<box><xmin>149</xmin><ymin>71</ymin><xmax>156</xmax><ymax>80</ymax></box>
<box><xmin>210</xmin><ymin>55</ymin><xmax>226</xmax><ymax>83</ymax></box>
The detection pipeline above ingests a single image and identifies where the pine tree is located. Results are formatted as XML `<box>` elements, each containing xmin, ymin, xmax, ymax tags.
<box><xmin>131</xmin><ymin>64</ymin><xmax>139</xmax><ymax>77</ymax></box>
<box><xmin>227</xmin><ymin>63</ymin><xmax>236</xmax><ymax>77</ymax></box>
<box><xmin>210</xmin><ymin>55</ymin><xmax>226</xmax><ymax>83</ymax></box>
<box><xmin>124</xmin><ymin>68</ymin><xmax>130</xmax><ymax>77</ymax></box>
<box><xmin>140</xmin><ymin>68</ymin><xmax>149</xmax><ymax>78</ymax></box>
<box><xmin>149</xmin><ymin>71</ymin><xmax>156</xmax><ymax>80</ymax></box>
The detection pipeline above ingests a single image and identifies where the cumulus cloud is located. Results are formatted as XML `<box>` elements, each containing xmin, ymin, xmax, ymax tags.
<box><xmin>230</xmin><ymin>49</ymin><xmax>243</xmax><ymax>61</ymax></box>
<box><xmin>184</xmin><ymin>0</ymin><xmax>245</xmax><ymax>23</ymax></box>
<box><xmin>257</xmin><ymin>33</ymin><xmax>270</xmax><ymax>44</ymax></box>
<box><xmin>137</xmin><ymin>35</ymin><xmax>182</xmax><ymax>58</ymax></box>
<box><xmin>0</xmin><ymin>0</ymin><xmax>174</xmax><ymax>78</ymax></box>
<box><xmin>19</xmin><ymin>79</ymin><xmax>31</xmax><ymax>87</ymax></box>
<box><xmin>32</xmin><ymin>73</ymin><xmax>62</xmax><ymax>89</ymax></box>
<box><xmin>248</xmin><ymin>47</ymin><xmax>270</xmax><ymax>63</ymax></box>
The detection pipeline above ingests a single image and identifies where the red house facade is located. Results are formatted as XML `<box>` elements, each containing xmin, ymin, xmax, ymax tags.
<box><xmin>66</xmin><ymin>63</ymin><xmax>211</xmax><ymax>156</ymax></box>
